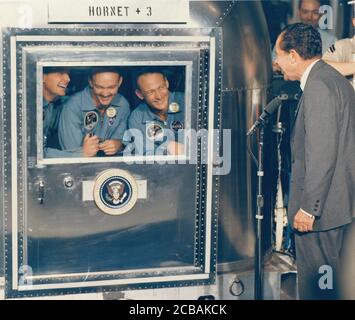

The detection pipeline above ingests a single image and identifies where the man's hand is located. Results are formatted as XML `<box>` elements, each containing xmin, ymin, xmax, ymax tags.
<box><xmin>293</xmin><ymin>209</ymin><xmax>315</xmax><ymax>233</ymax></box>
<box><xmin>167</xmin><ymin>141</ymin><xmax>184</xmax><ymax>155</ymax></box>
<box><xmin>82</xmin><ymin>134</ymin><xmax>100</xmax><ymax>157</ymax></box>
<box><xmin>98</xmin><ymin>139</ymin><xmax>122</xmax><ymax>155</ymax></box>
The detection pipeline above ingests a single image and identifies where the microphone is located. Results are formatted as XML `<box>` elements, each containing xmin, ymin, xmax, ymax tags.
<box><xmin>246</xmin><ymin>96</ymin><xmax>282</xmax><ymax>136</ymax></box>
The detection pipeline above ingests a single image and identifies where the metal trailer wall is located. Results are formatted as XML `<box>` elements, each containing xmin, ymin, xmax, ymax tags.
<box><xmin>0</xmin><ymin>0</ymin><xmax>273</xmax><ymax>297</ymax></box>
<box><xmin>199</xmin><ymin>1</ymin><xmax>274</xmax><ymax>269</ymax></box>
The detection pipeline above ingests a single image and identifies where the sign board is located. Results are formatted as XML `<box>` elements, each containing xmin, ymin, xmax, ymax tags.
<box><xmin>48</xmin><ymin>0</ymin><xmax>189</xmax><ymax>23</ymax></box>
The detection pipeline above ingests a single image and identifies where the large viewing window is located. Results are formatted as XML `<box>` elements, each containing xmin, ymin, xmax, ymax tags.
<box><xmin>39</xmin><ymin>63</ymin><xmax>193</xmax><ymax>164</ymax></box>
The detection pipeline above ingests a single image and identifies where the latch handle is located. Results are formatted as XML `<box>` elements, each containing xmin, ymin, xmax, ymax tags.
<box><xmin>38</xmin><ymin>180</ymin><xmax>45</xmax><ymax>204</ymax></box>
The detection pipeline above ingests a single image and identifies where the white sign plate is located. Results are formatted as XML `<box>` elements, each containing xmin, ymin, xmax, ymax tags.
<box><xmin>48</xmin><ymin>0</ymin><xmax>189</xmax><ymax>24</ymax></box>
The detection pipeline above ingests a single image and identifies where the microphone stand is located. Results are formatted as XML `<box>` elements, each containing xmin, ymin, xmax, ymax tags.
<box><xmin>246</xmin><ymin>125</ymin><xmax>266</xmax><ymax>300</ymax></box>
<box><xmin>254</xmin><ymin>125</ymin><xmax>265</xmax><ymax>300</ymax></box>
<box><xmin>247</xmin><ymin>96</ymin><xmax>285</xmax><ymax>299</ymax></box>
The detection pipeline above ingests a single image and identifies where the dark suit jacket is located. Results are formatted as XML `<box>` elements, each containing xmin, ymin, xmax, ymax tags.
<box><xmin>288</xmin><ymin>60</ymin><xmax>355</xmax><ymax>231</ymax></box>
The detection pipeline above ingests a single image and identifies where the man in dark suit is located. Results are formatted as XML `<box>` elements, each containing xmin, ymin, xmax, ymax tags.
<box><xmin>274</xmin><ymin>23</ymin><xmax>355</xmax><ymax>299</ymax></box>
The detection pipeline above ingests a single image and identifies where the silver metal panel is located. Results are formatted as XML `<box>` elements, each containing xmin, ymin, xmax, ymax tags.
<box><xmin>218</xmin><ymin>89</ymin><xmax>268</xmax><ymax>264</ymax></box>
<box><xmin>2</xmin><ymin>26</ymin><xmax>222</xmax><ymax>298</ymax></box>
<box><xmin>0</xmin><ymin>25</ymin><xmax>4</xmax><ymax>279</ymax></box>
<box><xmin>1</xmin><ymin>0</ymin><xmax>273</xmax><ymax>298</ymax></box>
<box><xmin>192</xmin><ymin>1</ymin><xmax>273</xmax><ymax>264</ymax></box>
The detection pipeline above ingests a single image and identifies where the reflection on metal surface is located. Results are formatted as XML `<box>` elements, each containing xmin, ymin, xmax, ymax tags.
<box><xmin>93</xmin><ymin>169</ymin><xmax>138</xmax><ymax>216</ymax></box>
<box><xmin>188</xmin><ymin>0</ymin><xmax>273</xmax><ymax>264</ymax></box>
<box><xmin>37</xmin><ymin>179</ymin><xmax>45</xmax><ymax>204</ymax></box>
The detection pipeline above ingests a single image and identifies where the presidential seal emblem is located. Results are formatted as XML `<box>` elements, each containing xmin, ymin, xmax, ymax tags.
<box><xmin>146</xmin><ymin>123</ymin><xmax>164</xmax><ymax>141</ymax></box>
<box><xmin>169</xmin><ymin>102</ymin><xmax>180</xmax><ymax>113</ymax></box>
<box><xmin>93</xmin><ymin>169</ymin><xmax>138</xmax><ymax>216</ymax></box>
<box><xmin>84</xmin><ymin>111</ymin><xmax>99</xmax><ymax>132</ymax></box>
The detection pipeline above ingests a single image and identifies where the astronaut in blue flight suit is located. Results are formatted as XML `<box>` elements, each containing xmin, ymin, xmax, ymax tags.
<box><xmin>59</xmin><ymin>67</ymin><xmax>130</xmax><ymax>157</ymax></box>
<box><xmin>127</xmin><ymin>69</ymin><xmax>185</xmax><ymax>156</ymax></box>
<box><xmin>42</xmin><ymin>67</ymin><xmax>79</xmax><ymax>158</ymax></box>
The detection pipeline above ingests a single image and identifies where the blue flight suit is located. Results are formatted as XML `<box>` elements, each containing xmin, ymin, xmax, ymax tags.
<box><xmin>58</xmin><ymin>86</ymin><xmax>130</xmax><ymax>156</ymax></box>
<box><xmin>127</xmin><ymin>92</ymin><xmax>185</xmax><ymax>155</ymax></box>
<box><xmin>43</xmin><ymin>98</ymin><xmax>61</xmax><ymax>149</ymax></box>
<box><xmin>43</xmin><ymin>97</ymin><xmax>79</xmax><ymax>158</ymax></box>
